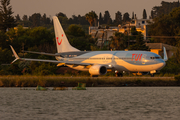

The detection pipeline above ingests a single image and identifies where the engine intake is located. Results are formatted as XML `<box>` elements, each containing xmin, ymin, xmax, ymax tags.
<box><xmin>89</xmin><ymin>65</ymin><xmax>107</xmax><ymax>76</ymax></box>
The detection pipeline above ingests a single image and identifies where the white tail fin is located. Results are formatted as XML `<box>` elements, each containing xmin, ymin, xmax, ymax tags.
<box><xmin>53</xmin><ymin>16</ymin><xmax>80</xmax><ymax>53</ymax></box>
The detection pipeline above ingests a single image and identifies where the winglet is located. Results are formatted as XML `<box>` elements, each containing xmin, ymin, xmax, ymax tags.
<box><xmin>163</xmin><ymin>47</ymin><xmax>168</xmax><ymax>61</ymax></box>
<box><xmin>10</xmin><ymin>45</ymin><xmax>20</xmax><ymax>64</ymax></box>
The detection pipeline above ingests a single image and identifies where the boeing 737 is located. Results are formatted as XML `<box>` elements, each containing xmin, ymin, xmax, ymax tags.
<box><xmin>10</xmin><ymin>16</ymin><xmax>167</xmax><ymax>77</ymax></box>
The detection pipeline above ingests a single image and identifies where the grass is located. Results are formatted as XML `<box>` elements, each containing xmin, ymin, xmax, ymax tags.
<box><xmin>0</xmin><ymin>75</ymin><xmax>178</xmax><ymax>87</ymax></box>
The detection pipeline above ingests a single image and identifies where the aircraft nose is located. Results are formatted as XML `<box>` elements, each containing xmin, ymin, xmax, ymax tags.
<box><xmin>157</xmin><ymin>60</ymin><xmax>166</xmax><ymax>70</ymax></box>
<box><xmin>162</xmin><ymin>61</ymin><xmax>166</xmax><ymax>68</ymax></box>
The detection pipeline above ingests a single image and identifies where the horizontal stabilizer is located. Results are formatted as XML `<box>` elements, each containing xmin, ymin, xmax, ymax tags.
<box><xmin>10</xmin><ymin>45</ymin><xmax>20</xmax><ymax>64</ymax></box>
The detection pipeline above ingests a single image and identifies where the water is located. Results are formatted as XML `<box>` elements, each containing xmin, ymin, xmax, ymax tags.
<box><xmin>0</xmin><ymin>87</ymin><xmax>180</xmax><ymax>120</ymax></box>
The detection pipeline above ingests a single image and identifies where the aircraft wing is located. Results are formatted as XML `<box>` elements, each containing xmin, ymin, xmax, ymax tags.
<box><xmin>23</xmin><ymin>51</ymin><xmax>57</xmax><ymax>56</ymax></box>
<box><xmin>10</xmin><ymin>45</ymin><xmax>91</xmax><ymax>66</ymax></box>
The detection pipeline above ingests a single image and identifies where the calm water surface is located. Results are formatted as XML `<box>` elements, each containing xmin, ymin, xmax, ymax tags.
<box><xmin>0</xmin><ymin>87</ymin><xmax>180</xmax><ymax>120</ymax></box>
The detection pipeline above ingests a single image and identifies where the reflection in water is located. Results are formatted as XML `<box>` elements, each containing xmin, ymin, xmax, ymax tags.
<box><xmin>0</xmin><ymin>87</ymin><xmax>180</xmax><ymax>120</ymax></box>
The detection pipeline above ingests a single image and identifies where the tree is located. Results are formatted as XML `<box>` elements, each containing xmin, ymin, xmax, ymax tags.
<box><xmin>143</xmin><ymin>9</ymin><xmax>147</xmax><ymax>19</ymax></box>
<box><xmin>110</xmin><ymin>32</ymin><xmax>127</xmax><ymax>50</ymax></box>
<box><xmin>16</xmin><ymin>14</ymin><xmax>21</xmax><ymax>21</ymax></box>
<box><xmin>131</xmin><ymin>26</ymin><xmax>138</xmax><ymax>36</ymax></box>
<box><xmin>0</xmin><ymin>30</ymin><xmax>8</xmax><ymax>49</ymax></box>
<box><xmin>85</xmin><ymin>11</ymin><xmax>98</xmax><ymax>26</ymax></box>
<box><xmin>66</xmin><ymin>24</ymin><xmax>96</xmax><ymax>50</ymax></box>
<box><xmin>42</xmin><ymin>13</ymin><xmax>47</xmax><ymax>25</ymax></box>
<box><xmin>114</xmin><ymin>11</ymin><xmax>122</xmax><ymax>25</ymax></box>
<box><xmin>151</xmin><ymin>1</ymin><xmax>180</xmax><ymax>18</ymax></box>
<box><xmin>148</xmin><ymin>7</ymin><xmax>180</xmax><ymax>46</ymax></box>
<box><xmin>29</xmin><ymin>13</ymin><xmax>41</xmax><ymax>27</ymax></box>
<box><xmin>99</xmin><ymin>12</ymin><xmax>103</xmax><ymax>25</ymax></box>
<box><xmin>66</xmin><ymin>24</ymin><xmax>85</xmax><ymax>37</ymax></box>
<box><xmin>22</xmin><ymin>15</ymin><xmax>28</xmax><ymax>21</ymax></box>
<box><xmin>128</xmin><ymin>32</ymin><xmax>148</xmax><ymax>50</ymax></box>
<box><xmin>56</xmin><ymin>12</ymin><xmax>68</xmax><ymax>25</ymax></box>
<box><xmin>77</xmin><ymin>15</ymin><xmax>88</xmax><ymax>25</ymax></box>
<box><xmin>123</xmin><ymin>12</ymin><xmax>130</xmax><ymax>22</ymax></box>
<box><xmin>175</xmin><ymin>40</ymin><xmax>180</xmax><ymax>64</ymax></box>
<box><xmin>132</xmin><ymin>12</ymin><xmax>135</xmax><ymax>19</ymax></box>
<box><xmin>0</xmin><ymin>0</ymin><xmax>16</xmax><ymax>32</ymax></box>
<box><xmin>0</xmin><ymin>47</ymin><xmax>12</xmax><ymax>64</ymax></box>
<box><xmin>150</xmin><ymin>10</ymin><xmax>154</xmax><ymax>19</ymax></box>
<box><xmin>21</xmin><ymin>15</ymin><xmax>32</xmax><ymax>27</ymax></box>
<box><xmin>104</xmin><ymin>11</ymin><xmax>112</xmax><ymax>24</ymax></box>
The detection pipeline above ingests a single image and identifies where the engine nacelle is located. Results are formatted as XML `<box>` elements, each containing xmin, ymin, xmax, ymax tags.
<box><xmin>89</xmin><ymin>65</ymin><xmax>107</xmax><ymax>76</ymax></box>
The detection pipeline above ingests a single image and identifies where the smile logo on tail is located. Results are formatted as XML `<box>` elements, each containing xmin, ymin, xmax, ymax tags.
<box><xmin>56</xmin><ymin>34</ymin><xmax>63</xmax><ymax>45</ymax></box>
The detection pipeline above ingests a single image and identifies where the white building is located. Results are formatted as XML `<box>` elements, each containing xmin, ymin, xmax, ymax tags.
<box><xmin>89</xmin><ymin>18</ymin><xmax>153</xmax><ymax>47</ymax></box>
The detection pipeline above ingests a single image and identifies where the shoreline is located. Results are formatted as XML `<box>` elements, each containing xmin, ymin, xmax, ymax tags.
<box><xmin>0</xmin><ymin>75</ymin><xmax>179</xmax><ymax>87</ymax></box>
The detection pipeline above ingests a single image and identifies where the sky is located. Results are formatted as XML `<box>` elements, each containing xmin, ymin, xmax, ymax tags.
<box><xmin>11</xmin><ymin>0</ymin><xmax>177</xmax><ymax>19</ymax></box>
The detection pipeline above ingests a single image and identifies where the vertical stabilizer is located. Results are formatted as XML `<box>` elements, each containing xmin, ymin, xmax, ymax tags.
<box><xmin>53</xmin><ymin>16</ymin><xmax>80</xmax><ymax>53</ymax></box>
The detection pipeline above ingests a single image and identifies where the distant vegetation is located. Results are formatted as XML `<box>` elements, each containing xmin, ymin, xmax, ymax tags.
<box><xmin>0</xmin><ymin>0</ymin><xmax>180</xmax><ymax>76</ymax></box>
<box><xmin>0</xmin><ymin>75</ymin><xmax>178</xmax><ymax>87</ymax></box>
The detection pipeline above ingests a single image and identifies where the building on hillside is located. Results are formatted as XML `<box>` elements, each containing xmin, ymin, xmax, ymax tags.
<box><xmin>89</xmin><ymin>18</ymin><xmax>153</xmax><ymax>47</ymax></box>
<box><xmin>145</xmin><ymin>43</ymin><xmax>177</xmax><ymax>58</ymax></box>
<box><xmin>89</xmin><ymin>26</ymin><xmax>118</xmax><ymax>47</ymax></box>
<box><xmin>119</xmin><ymin>18</ymin><xmax>153</xmax><ymax>40</ymax></box>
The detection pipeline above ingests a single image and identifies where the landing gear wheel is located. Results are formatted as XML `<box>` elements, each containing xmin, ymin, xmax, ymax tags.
<box><xmin>91</xmin><ymin>75</ymin><xmax>98</xmax><ymax>77</ymax></box>
<box><xmin>116</xmin><ymin>73</ymin><xmax>123</xmax><ymax>77</ymax></box>
<box><xmin>151</xmin><ymin>74</ymin><xmax>154</xmax><ymax>77</ymax></box>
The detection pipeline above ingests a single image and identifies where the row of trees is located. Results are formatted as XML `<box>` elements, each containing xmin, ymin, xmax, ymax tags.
<box><xmin>148</xmin><ymin>7</ymin><xmax>180</xmax><ymax>46</ymax></box>
<box><xmin>14</xmin><ymin>1</ymin><xmax>180</xmax><ymax>29</ymax></box>
<box><xmin>151</xmin><ymin>1</ymin><xmax>180</xmax><ymax>18</ymax></box>
<box><xmin>14</xmin><ymin>9</ymin><xmax>149</xmax><ymax>29</ymax></box>
<box><xmin>1</xmin><ymin>0</ymin><xmax>180</xmax><ymax>33</ymax></box>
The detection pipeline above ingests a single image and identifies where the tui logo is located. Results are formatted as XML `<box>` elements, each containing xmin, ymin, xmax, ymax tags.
<box><xmin>56</xmin><ymin>34</ymin><xmax>63</xmax><ymax>45</ymax></box>
<box><xmin>131</xmin><ymin>54</ymin><xmax>143</xmax><ymax>61</ymax></box>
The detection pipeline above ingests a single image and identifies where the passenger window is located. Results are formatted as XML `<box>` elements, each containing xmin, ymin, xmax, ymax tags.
<box><xmin>150</xmin><ymin>57</ymin><xmax>154</xmax><ymax>59</ymax></box>
<box><xmin>150</xmin><ymin>57</ymin><xmax>161</xmax><ymax>59</ymax></box>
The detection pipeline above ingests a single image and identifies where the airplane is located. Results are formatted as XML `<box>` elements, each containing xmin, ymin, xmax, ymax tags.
<box><xmin>10</xmin><ymin>16</ymin><xmax>167</xmax><ymax>77</ymax></box>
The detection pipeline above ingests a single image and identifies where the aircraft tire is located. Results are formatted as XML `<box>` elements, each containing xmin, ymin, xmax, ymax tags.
<box><xmin>151</xmin><ymin>74</ymin><xmax>154</xmax><ymax>77</ymax></box>
<box><xmin>116</xmin><ymin>73</ymin><xmax>123</xmax><ymax>77</ymax></box>
<box><xmin>91</xmin><ymin>75</ymin><xmax>98</xmax><ymax>77</ymax></box>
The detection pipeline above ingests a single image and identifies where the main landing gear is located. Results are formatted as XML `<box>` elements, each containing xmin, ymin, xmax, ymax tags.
<box><xmin>151</xmin><ymin>74</ymin><xmax>154</xmax><ymax>77</ymax></box>
<box><xmin>115</xmin><ymin>71</ymin><xmax>123</xmax><ymax>77</ymax></box>
<box><xmin>91</xmin><ymin>75</ymin><xmax>98</xmax><ymax>77</ymax></box>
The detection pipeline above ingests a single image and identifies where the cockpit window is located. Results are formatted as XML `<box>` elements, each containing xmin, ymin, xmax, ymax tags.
<box><xmin>150</xmin><ymin>57</ymin><xmax>161</xmax><ymax>59</ymax></box>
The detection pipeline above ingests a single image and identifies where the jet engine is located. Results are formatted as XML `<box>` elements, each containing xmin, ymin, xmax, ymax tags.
<box><xmin>89</xmin><ymin>65</ymin><xmax>107</xmax><ymax>76</ymax></box>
